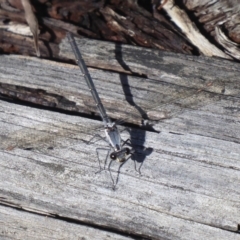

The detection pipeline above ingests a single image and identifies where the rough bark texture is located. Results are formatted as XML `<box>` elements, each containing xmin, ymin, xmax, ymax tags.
<box><xmin>1</xmin><ymin>0</ymin><xmax>239</xmax><ymax>59</ymax></box>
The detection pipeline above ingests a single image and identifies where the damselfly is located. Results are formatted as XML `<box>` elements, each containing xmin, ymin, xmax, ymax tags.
<box><xmin>67</xmin><ymin>33</ymin><xmax>135</xmax><ymax>187</ymax></box>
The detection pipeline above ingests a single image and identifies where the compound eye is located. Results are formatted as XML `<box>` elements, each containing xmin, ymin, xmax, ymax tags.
<box><xmin>125</xmin><ymin>148</ymin><xmax>130</xmax><ymax>155</ymax></box>
<box><xmin>110</xmin><ymin>152</ymin><xmax>117</xmax><ymax>160</ymax></box>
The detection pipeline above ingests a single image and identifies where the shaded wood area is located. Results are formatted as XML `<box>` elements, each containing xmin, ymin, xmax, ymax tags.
<box><xmin>0</xmin><ymin>36</ymin><xmax>240</xmax><ymax>239</ymax></box>
<box><xmin>1</xmin><ymin>0</ymin><xmax>240</xmax><ymax>59</ymax></box>
<box><xmin>0</xmin><ymin>0</ymin><xmax>194</xmax><ymax>58</ymax></box>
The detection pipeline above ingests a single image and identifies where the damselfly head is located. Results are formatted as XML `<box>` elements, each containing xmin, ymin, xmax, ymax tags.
<box><xmin>110</xmin><ymin>148</ymin><xmax>131</xmax><ymax>162</ymax></box>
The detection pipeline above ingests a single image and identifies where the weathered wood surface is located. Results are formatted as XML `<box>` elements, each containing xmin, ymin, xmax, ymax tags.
<box><xmin>1</xmin><ymin>36</ymin><xmax>240</xmax><ymax>141</ymax></box>
<box><xmin>0</xmin><ymin>37</ymin><xmax>240</xmax><ymax>239</ymax></box>
<box><xmin>1</xmin><ymin>99</ymin><xmax>240</xmax><ymax>239</ymax></box>
<box><xmin>0</xmin><ymin>205</ymin><xmax>132</xmax><ymax>240</ymax></box>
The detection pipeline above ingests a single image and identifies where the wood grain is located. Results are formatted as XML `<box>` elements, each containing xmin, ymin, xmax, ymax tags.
<box><xmin>0</xmin><ymin>37</ymin><xmax>240</xmax><ymax>239</ymax></box>
<box><xmin>0</xmin><ymin>205</ymin><xmax>132</xmax><ymax>240</ymax></box>
<box><xmin>0</xmin><ymin>99</ymin><xmax>240</xmax><ymax>239</ymax></box>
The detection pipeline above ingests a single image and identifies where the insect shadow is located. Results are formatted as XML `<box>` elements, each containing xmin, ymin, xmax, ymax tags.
<box><xmin>106</xmin><ymin>43</ymin><xmax>155</xmax><ymax>188</ymax></box>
